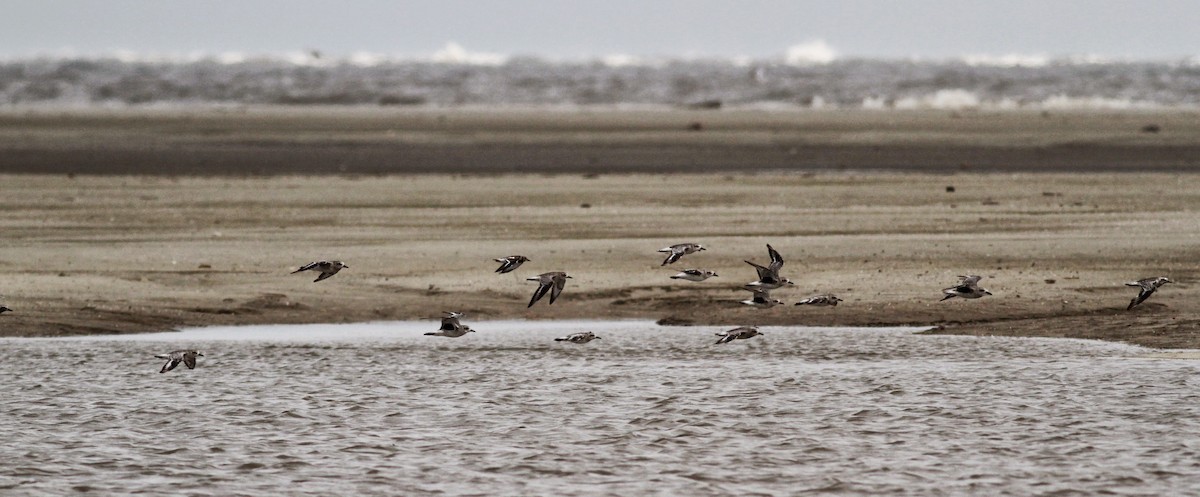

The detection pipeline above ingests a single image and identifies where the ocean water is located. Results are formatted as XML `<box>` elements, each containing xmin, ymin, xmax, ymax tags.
<box><xmin>2</xmin><ymin>54</ymin><xmax>1199</xmax><ymax>109</ymax></box>
<box><xmin>3</xmin><ymin>321</ymin><xmax>1200</xmax><ymax>496</ymax></box>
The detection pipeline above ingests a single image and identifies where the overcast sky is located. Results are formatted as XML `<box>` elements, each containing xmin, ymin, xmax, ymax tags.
<box><xmin>2</xmin><ymin>0</ymin><xmax>1197</xmax><ymax>60</ymax></box>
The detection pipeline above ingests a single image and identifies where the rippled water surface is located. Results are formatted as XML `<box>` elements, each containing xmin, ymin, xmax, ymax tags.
<box><xmin>4</xmin><ymin>321</ymin><xmax>1200</xmax><ymax>496</ymax></box>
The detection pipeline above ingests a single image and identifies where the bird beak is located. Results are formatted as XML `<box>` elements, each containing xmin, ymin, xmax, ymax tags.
<box><xmin>984</xmin><ymin>291</ymin><xmax>993</xmax><ymax>295</ymax></box>
<box><xmin>566</xmin><ymin>275</ymin><xmax>573</xmax><ymax>278</ymax></box>
<box><xmin>198</xmin><ymin>353</ymin><xmax>205</xmax><ymax>357</ymax></box>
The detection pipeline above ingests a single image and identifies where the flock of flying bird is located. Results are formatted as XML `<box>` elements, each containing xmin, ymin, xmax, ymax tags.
<box><xmin>0</xmin><ymin>242</ymin><xmax>1170</xmax><ymax>374</ymax></box>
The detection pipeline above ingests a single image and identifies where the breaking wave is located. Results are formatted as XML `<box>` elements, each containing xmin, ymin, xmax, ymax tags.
<box><xmin>2</xmin><ymin>44</ymin><xmax>1199</xmax><ymax>109</ymax></box>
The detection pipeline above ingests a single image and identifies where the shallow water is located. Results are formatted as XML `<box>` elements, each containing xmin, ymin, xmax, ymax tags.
<box><xmin>3</xmin><ymin>321</ymin><xmax>1200</xmax><ymax>496</ymax></box>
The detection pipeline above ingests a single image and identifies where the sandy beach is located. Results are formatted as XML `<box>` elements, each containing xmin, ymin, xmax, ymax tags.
<box><xmin>1</xmin><ymin>107</ymin><xmax>1198</xmax><ymax>347</ymax></box>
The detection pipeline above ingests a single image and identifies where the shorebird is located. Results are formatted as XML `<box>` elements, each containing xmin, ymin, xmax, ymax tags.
<box><xmin>740</xmin><ymin>287</ymin><xmax>784</xmax><ymax>308</ymax></box>
<box><xmin>670</xmin><ymin>269</ymin><xmax>718</xmax><ymax>282</ymax></box>
<box><xmin>658</xmin><ymin>243</ymin><xmax>705</xmax><ymax>266</ymax></box>
<box><xmin>745</xmin><ymin>244</ymin><xmax>794</xmax><ymax>290</ymax></box>
<box><xmin>425</xmin><ymin>312</ymin><xmax>475</xmax><ymax>337</ymax></box>
<box><xmin>940</xmin><ymin>275</ymin><xmax>992</xmax><ymax>301</ymax></box>
<box><xmin>494</xmin><ymin>255</ymin><xmax>530</xmax><ymax>274</ymax></box>
<box><xmin>715</xmin><ymin>326</ymin><xmax>762</xmax><ymax>345</ymax></box>
<box><xmin>155</xmin><ymin>350</ymin><xmax>203</xmax><ymax>373</ymax></box>
<box><xmin>0</xmin><ymin>306</ymin><xmax>10</xmax><ymax>314</ymax></box>
<box><xmin>292</xmin><ymin>260</ymin><xmax>348</xmax><ymax>282</ymax></box>
<box><xmin>555</xmin><ymin>331</ymin><xmax>601</xmax><ymax>343</ymax></box>
<box><xmin>527</xmin><ymin>271</ymin><xmax>572</xmax><ymax>307</ymax></box>
<box><xmin>1126</xmin><ymin>276</ymin><xmax>1171</xmax><ymax>310</ymax></box>
<box><xmin>795</xmin><ymin>294</ymin><xmax>843</xmax><ymax>307</ymax></box>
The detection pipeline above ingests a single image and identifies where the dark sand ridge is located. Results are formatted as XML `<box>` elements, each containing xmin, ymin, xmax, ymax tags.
<box><xmin>0</xmin><ymin>108</ymin><xmax>1197</xmax><ymax>348</ymax></box>
<box><xmin>2</xmin><ymin>107</ymin><xmax>1199</xmax><ymax>175</ymax></box>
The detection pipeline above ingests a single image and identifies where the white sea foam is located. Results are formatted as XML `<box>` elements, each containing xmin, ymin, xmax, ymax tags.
<box><xmin>430</xmin><ymin>42</ymin><xmax>508</xmax><ymax>66</ymax></box>
<box><xmin>782</xmin><ymin>40</ymin><xmax>837</xmax><ymax>65</ymax></box>
<box><xmin>895</xmin><ymin>89</ymin><xmax>981</xmax><ymax>110</ymax></box>
<box><xmin>600</xmin><ymin>53</ymin><xmax>657</xmax><ymax>68</ymax></box>
<box><xmin>1040</xmin><ymin>94</ymin><xmax>1158</xmax><ymax>110</ymax></box>
<box><xmin>961</xmin><ymin>53</ymin><xmax>1050</xmax><ymax>67</ymax></box>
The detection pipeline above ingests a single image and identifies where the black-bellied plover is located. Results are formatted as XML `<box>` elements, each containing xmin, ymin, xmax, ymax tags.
<box><xmin>795</xmin><ymin>294</ymin><xmax>842</xmax><ymax>307</ymax></box>
<box><xmin>1126</xmin><ymin>276</ymin><xmax>1171</xmax><ymax>310</ymax></box>
<box><xmin>670</xmin><ymin>269</ymin><xmax>718</xmax><ymax>281</ymax></box>
<box><xmin>0</xmin><ymin>306</ymin><xmax>10</xmax><ymax>314</ymax></box>
<box><xmin>527</xmin><ymin>271</ymin><xmax>572</xmax><ymax>307</ymax></box>
<box><xmin>740</xmin><ymin>287</ymin><xmax>784</xmax><ymax>308</ymax></box>
<box><xmin>745</xmin><ymin>244</ymin><xmax>794</xmax><ymax>290</ymax></box>
<box><xmin>292</xmin><ymin>260</ymin><xmax>348</xmax><ymax>282</ymax></box>
<box><xmin>494</xmin><ymin>255</ymin><xmax>530</xmax><ymax>274</ymax></box>
<box><xmin>940</xmin><ymin>275</ymin><xmax>992</xmax><ymax>301</ymax></box>
<box><xmin>715</xmin><ymin>326</ymin><xmax>762</xmax><ymax>344</ymax></box>
<box><xmin>658</xmin><ymin>243</ymin><xmax>705</xmax><ymax>266</ymax></box>
<box><xmin>425</xmin><ymin>311</ymin><xmax>475</xmax><ymax>337</ymax></box>
<box><xmin>155</xmin><ymin>350</ymin><xmax>203</xmax><ymax>373</ymax></box>
<box><xmin>555</xmin><ymin>331</ymin><xmax>601</xmax><ymax>343</ymax></box>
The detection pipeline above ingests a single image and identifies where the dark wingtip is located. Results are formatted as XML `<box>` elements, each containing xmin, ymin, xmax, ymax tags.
<box><xmin>939</xmin><ymin>295</ymin><xmax>954</xmax><ymax>301</ymax></box>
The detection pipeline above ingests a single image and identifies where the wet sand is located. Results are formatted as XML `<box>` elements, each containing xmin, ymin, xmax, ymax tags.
<box><xmin>0</xmin><ymin>108</ymin><xmax>1198</xmax><ymax>347</ymax></box>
